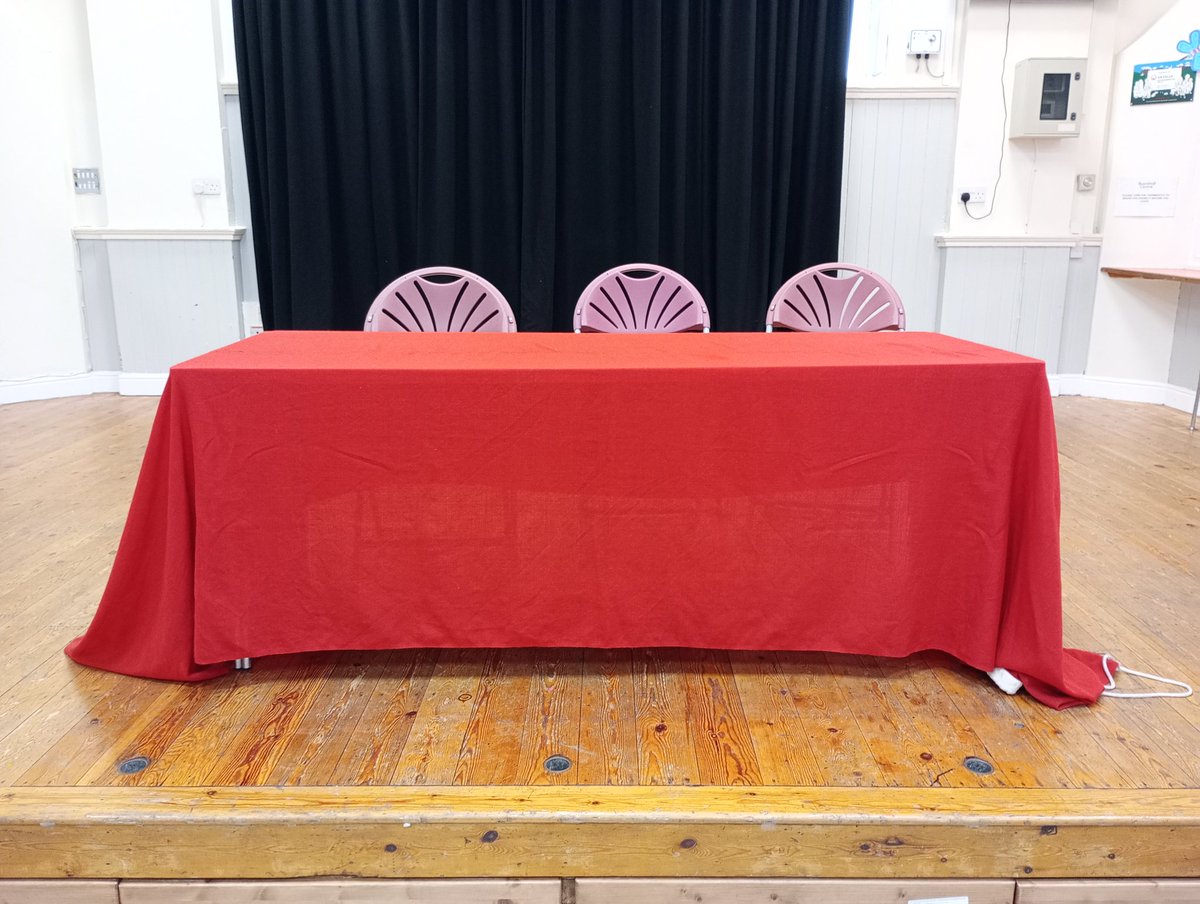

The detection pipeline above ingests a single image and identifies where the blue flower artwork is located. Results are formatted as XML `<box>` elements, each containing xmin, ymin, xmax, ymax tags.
<box><xmin>1178</xmin><ymin>29</ymin><xmax>1200</xmax><ymax>68</ymax></box>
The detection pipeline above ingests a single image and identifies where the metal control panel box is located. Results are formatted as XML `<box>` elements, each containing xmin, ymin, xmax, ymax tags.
<box><xmin>1010</xmin><ymin>58</ymin><xmax>1086</xmax><ymax>138</ymax></box>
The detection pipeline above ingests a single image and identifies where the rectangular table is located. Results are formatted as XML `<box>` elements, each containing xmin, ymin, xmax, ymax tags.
<box><xmin>67</xmin><ymin>331</ymin><xmax>1107</xmax><ymax>708</ymax></box>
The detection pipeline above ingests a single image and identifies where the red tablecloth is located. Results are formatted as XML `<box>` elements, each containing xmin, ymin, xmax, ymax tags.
<box><xmin>67</xmin><ymin>331</ymin><xmax>1108</xmax><ymax>708</ymax></box>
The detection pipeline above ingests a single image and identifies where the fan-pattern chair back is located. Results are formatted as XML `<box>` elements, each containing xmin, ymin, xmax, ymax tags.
<box><xmin>766</xmin><ymin>263</ymin><xmax>905</xmax><ymax>332</ymax></box>
<box><xmin>364</xmin><ymin>267</ymin><xmax>517</xmax><ymax>333</ymax></box>
<box><xmin>574</xmin><ymin>264</ymin><xmax>709</xmax><ymax>333</ymax></box>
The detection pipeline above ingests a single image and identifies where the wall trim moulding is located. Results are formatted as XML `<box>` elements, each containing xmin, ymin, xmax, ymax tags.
<box><xmin>0</xmin><ymin>371</ymin><xmax>167</xmax><ymax>406</ymax></box>
<box><xmin>117</xmin><ymin>373</ymin><xmax>169</xmax><ymax>396</ymax></box>
<box><xmin>936</xmin><ymin>234</ymin><xmax>1103</xmax><ymax>249</ymax></box>
<box><xmin>936</xmin><ymin>234</ymin><xmax>1104</xmax><ymax>248</ymax></box>
<box><xmin>1051</xmin><ymin>373</ymin><xmax>1196</xmax><ymax>414</ymax></box>
<box><xmin>846</xmin><ymin>86</ymin><xmax>959</xmax><ymax>100</ymax></box>
<box><xmin>72</xmin><ymin>227</ymin><xmax>245</xmax><ymax>242</ymax></box>
<box><xmin>220</xmin><ymin>81</ymin><xmax>239</xmax><ymax>96</ymax></box>
<box><xmin>0</xmin><ymin>372</ymin><xmax>100</xmax><ymax>405</ymax></box>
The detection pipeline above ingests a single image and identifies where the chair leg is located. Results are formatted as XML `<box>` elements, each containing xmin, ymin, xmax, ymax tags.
<box><xmin>233</xmin><ymin>658</ymin><xmax>252</xmax><ymax>670</ymax></box>
<box><xmin>1191</xmin><ymin>364</ymin><xmax>1200</xmax><ymax>431</ymax></box>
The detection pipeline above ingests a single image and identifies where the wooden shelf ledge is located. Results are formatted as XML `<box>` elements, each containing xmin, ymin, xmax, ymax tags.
<box><xmin>1101</xmin><ymin>266</ymin><xmax>1200</xmax><ymax>284</ymax></box>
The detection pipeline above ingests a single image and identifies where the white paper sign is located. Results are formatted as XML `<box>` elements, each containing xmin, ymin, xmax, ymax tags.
<box><xmin>909</xmin><ymin>898</ymin><xmax>969</xmax><ymax>904</ymax></box>
<box><xmin>1114</xmin><ymin>176</ymin><xmax>1178</xmax><ymax>217</ymax></box>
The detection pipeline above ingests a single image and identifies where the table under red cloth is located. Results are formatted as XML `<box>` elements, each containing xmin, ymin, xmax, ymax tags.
<box><xmin>66</xmin><ymin>331</ymin><xmax>1109</xmax><ymax>708</ymax></box>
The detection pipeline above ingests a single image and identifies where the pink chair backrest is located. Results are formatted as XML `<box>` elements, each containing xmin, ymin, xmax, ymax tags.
<box><xmin>574</xmin><ymin>263</ymin><xmax>709</xmax><ymax>333</ymax></box>
<box><xmin>766</xmin><ymin>263</ymin><xmax>905</xmax><ymax>332</ymax></box>
<box><xmin>364</xmin><ymin>266</ymin><xmax>517</xmax><ymax>332</ymax></box>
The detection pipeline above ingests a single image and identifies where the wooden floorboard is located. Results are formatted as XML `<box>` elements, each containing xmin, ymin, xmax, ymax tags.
<box><xmin>0</xmin><ymin>393</ymin><xmax>1198</xmax><ymax>878</ymax></box>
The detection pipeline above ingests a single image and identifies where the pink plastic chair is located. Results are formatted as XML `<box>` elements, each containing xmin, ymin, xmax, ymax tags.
<box><xmin>364</xmin><ymin>266</ymin><xmax>517</xmax><ymax>332</ymax></box>
<box><xmin>573</xmin><ymin>264</ymin><xmax>709</xmax><ymax>333</ymax></box>
<box><xmin>765</xmin><ymin>263</ymin><xmax>905</xmax><ymax>332</ymax></box>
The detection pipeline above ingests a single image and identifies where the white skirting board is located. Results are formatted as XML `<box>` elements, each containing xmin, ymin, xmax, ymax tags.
<box><xmin>0</xmin><ymin>371</ymin><xmax>166</xmax><ymax>405</ymax></box>
<box><xmin>1050</xmin><ymin>374</ymin><xmax>1197</xmax><ymax>414</ymax></box>
<box><xmin>2</xmin><ymin>371</ymin><xmax>1196</xmax><ymax>412</ymax></box>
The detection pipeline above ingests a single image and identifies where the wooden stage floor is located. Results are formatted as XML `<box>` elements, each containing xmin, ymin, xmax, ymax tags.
<box><xmin>1</xmin><ymin>393</ymin><xmax>1198</xmax><ymax>881</ymax></box>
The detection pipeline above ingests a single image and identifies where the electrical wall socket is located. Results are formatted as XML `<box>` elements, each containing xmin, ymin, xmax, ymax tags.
<box><xmin>1076</xmin><ymin>173</ymin><xmax>1096</xmax><ymax>192</ymax></box>
<box><xmin>908</xmin><ymin>29</ymin><xmax>943</xmax><ymax>55</ymax></box>
<box><xmin>73</xmin><ymin>168</ymin><xmax>101</xmax><ymax>194</ymax></box>
<box><xmin>957</xmin><ymin>186</ymin><xmax>987</xmax><ymax>205</ymax></box>
<box><xmin>191</xmin><ymin>178</ymin><xmax>222</xmax><ymax>196</ymax></box>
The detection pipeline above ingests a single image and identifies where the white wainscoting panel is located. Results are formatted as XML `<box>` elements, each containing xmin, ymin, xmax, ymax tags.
<box><xmin>840</xmin><ymin>97</ymin><xmax>957</xmax><ymax>332</ymax></box>
<box><xmin>105</xmin><ymin>239</ymin><xmax>243</xmax><ymax>373</ymax></box>
<box><xmin>1168</xmin><ymin>282</ymin><xmax>1200</xmax><ymax>392</ymax></box>
<box><xmin>1059</xmin><ymin>245</ymin><xmax>1102</xmax><ymax>375</ymax></box>
<box><xmin>938</xmin><ymin>245</ymin><xmax>1071</xmax><ymax>371</ymax></box>
<box><xmin>77</xmin><ymin>239</ymin><xmax>121</xmax><ymax>372</ymax></box>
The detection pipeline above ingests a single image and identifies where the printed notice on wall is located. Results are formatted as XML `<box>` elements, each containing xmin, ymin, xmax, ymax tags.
<box><xmin>1113</xmin><ymin>176</ymin><xmax>1178</xmax><ymax>217</ymax></box>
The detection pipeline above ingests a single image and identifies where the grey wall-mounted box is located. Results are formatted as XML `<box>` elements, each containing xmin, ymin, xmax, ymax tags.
<box><xmin>1010</xmin><ymin>58</ymin><xmax>1086</xmax><ymax>138</ymax></box>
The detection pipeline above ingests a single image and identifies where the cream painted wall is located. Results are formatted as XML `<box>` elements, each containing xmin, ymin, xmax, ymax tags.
<box><xmin>85</xmin><ymin>0</ymin><xmax>229</xmax><ymax>229</ymax></box>
<box><xmin>1086</xmin><ymin>0</ymin><xmax>1200</xmax><ymax>384</ymax></box>
<box><xmin>948</xmin><ymin>0</ymin><xmax>1111</xmax><ymax>237</ymax></box>
<box><xmin>0</xmin><ymin>0</ymin><xmax>94</xmax><ymax>381</ymax></box>
<box><xmin>216</xmin><ymin>0</ymin><xmax>237</xmax><ymax>83</ymax></box>
<box><xmin>848</xmin><ymin>0</ymin><xmax>962</xmax><ymax>88</ymax></box>
<box><xmin>4</xmin><ymin>0</ymin><xmax>1195</xmax><ymax>395</ymax></box>
<box><xmin>1115</xmin><ymin>0</ymin><xmax>1185</xmax><ymax>49</ymax></box>
<box><xmin>1</xmin><ymin>0</ymin><xmax>243</xmax><ymax>393</ymax></box>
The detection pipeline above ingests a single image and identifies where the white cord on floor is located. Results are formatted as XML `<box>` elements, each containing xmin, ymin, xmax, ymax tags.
<box><xmin>1101</xmin><ymin>653</ymin><xmax>1193</xmax><ymax>699</ymax></box>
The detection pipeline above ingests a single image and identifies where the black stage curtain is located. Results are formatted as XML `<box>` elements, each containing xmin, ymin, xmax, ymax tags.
<box><xmin>233</xmin><ymin>1</ymin><xmax>852</xmax><ymax>332</ymax></box>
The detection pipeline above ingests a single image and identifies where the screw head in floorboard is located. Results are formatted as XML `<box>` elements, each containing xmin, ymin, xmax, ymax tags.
<box><xmin>118</xmin><ymin>756</ymin><xmax>151</xmax><ymax>774</ymax></box>
<box><xmin>963</xmin><ymin>756</ymin><xmax>994</xmax><ymax>775</ymax></box>
<box><xmin>544</xmin><ymin>754</ymin><xmax>572</xmax><ymax>773</ymax></box>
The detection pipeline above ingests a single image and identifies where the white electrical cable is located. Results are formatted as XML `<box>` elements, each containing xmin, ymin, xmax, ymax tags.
<box><xmin>1100</xmin><ymin>654</ymin><xmax>1193</xmax><ymax>699</ymax></box>
<box><xmin>963</xmin><ymin>0</ymin><xmax>1013</xmax><ymax>221</ymax></box>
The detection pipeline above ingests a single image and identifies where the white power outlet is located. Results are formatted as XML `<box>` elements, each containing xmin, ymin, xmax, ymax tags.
<box><xmin>908</xmin><ymin>29</ymin><xmax>943</xmax><ymax>55</ymax></box>
<box><xmin>957</xmin><ymin>186</ymin><xmax>987</xmax><ymax>205</ymax></box>
<box><xmin>191</xmin><ymin>178</ymin><xmax>223</xmax><ymax>196</ymax></box>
